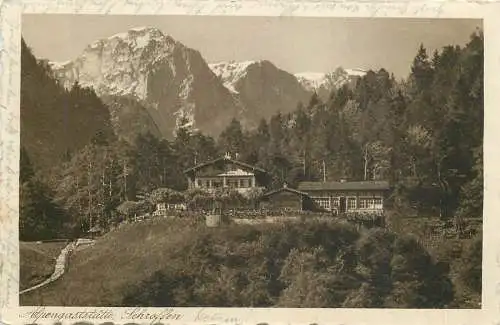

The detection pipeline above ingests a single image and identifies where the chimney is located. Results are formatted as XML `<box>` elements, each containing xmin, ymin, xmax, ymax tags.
<box><xmin>283</xmin><ymin>182</ymin><xmax>288</xmax><ymax>188</ymax></box>
<box><xmin>235</xmin><ymin>153</ymin><xmax>240</xmax><ymax>160</ymax></box>
<box><xmin>224</xmin><ymin>152</ymin><xmax>231</xmax><ymax>160</ymax></box>
<box><xmin>340</xmin><ymin>178</ymin><xmax>347</xmax><ymax>183</ymax></box>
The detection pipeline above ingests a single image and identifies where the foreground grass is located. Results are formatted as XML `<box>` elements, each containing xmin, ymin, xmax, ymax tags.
<box><xmin>20</xmin><ymin>241</ymin><xmax>68</xmax><ymax>291</ymax></box>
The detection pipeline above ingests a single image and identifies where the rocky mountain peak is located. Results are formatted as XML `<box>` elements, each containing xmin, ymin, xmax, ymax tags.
<box><xmin>48</xmin><ymin>27</ymin><xmax>238</xmax><ymax>139</ymax></box>
<box><xmin>45</xmin><ymin>26</ymin><xmax>366</xmax><ymax>139</ymax></box>
<box><xmin>295</xmin><ymin>67</ymin><xmax>367</xmax><ymax>99</ymax></box>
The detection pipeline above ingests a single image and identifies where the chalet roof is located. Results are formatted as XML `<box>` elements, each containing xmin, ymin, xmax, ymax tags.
<box><xmin>218</xmin><ymin>169</ymin><xmax>254</xmax><ymax>177</ymax></box>
<box><xmin>298</xmin><ymin>180</ymin><xmax>390</xmax><ymax>191</ymax></box>
<box><xmin>262</xmin><ymin>186</ymin><xmax>309</xmax><ymax>198</ymax></box>
<box><xmin>183</xmin><ymin>156</ymin><xmax>267</xmax><ymax>176</ymax></box>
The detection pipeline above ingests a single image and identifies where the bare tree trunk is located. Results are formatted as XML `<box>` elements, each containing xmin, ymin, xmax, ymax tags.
<box><xmin>88</xmin><ymin>160</ymin><xmax>93</xmax><ymax>230</ymax></box>
<box><xmin>76</xmin><ymin>175</ymin><xmax>82</xmax><ymax>229</ymax></box>
<box><xmin>109</xmin><ymin>158</ymin><xmax>114</xmax><ymax>198</ymax></box>
<box><xmin>363</xmin><ymin>144</ymin><xmax>369</xmax><ymax>181</ymax></box>
<box><xmin>123</xmin><ymin>161</ymin><xmax>128</xmax><ymax>201</ymax></box>
<box><xmin>411</xmin><ymin>155</ymin><xmax>417</xmax><ymax>178</ymax></box>
<box><xmin>303</xmin><ymin>149</ymin><xmax>306</xmax><ymax>178</ymax></box>
<box><xmin>323</xmin><ymin>160</ymin><xmax>326</xmax><ymax>182</ymax></box>
<box><xmin>163</xmin><ymin>158</ymin><xmax>167</xmax><ymax>186</ymax></box>
<box><xmin>436</xmin><ymin>157</ymin><xmax>449</xmax><ymax>219</ymax></box>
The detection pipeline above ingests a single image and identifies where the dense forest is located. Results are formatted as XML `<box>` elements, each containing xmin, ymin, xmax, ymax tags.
<box><xmin>20</xmin><ymin>31</ymin><xmax>483</xmax><ymax>240</ymax></box>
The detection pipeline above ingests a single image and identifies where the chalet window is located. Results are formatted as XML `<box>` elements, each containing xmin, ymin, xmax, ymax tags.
<box><xmin>331</xmin><ymin>197</ymin><xmax>340</xmax><ymax>207</ymax></box>
<box><xmin>371</xmin><ymin>198</ymin><xmax>383</xmax><ymax>209</ymax></box>
<box><xmin>240</xmin><ymin>179</ymin><xmax>245</xmax><ymax>187</ymax></box>
<box><xmin>197</xmin><ymin>179</ymin><xmax>202</xmax><ymax>187</ymax></box>
<box><xmin>347</xmin><ymin>197</ymin><xmax>356</xmax><ymax>210</ymax></box>
<box><xmin>205</xmin><ymin>180</ymin><xmax>210</xmax><ymax>188</ymax></box>
<box><xmin>359</xmin><ymin>198</ymin><xmax>383</xmax><ymax>209</ymax></box>
<box><xmin>314</xmin><ymin>197</ymin><xmax>331</xmax><ymax>210</ymax></box>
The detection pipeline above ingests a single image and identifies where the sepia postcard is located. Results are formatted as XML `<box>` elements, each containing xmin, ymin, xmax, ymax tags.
<box><xmin>1</xmin><ymin>1</ymin><xmax>500</xmax><ymax>325</ymax></box>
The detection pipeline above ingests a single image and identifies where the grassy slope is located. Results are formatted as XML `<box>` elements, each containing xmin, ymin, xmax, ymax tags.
<box><xmin>20</xmin><ymin>219</ymin><xmax>204</xmax><ymax>306</ymax></box>
<box><xmin>19</xmin><ymin>241</ymin><xmax>68</xmax><ymax>291</ymax></box>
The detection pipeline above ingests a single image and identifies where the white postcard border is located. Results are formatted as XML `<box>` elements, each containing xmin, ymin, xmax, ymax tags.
<box><xmin>1</xmin><ymin>1</ymin><xmax>499</xmax><ymax>324</ymax></box>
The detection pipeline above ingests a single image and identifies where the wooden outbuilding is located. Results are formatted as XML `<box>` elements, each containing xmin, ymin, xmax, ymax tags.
<box><xmin>259</xmin><ymin>183</ymin><xmax>315</xmax><ymax>211</ymax></box>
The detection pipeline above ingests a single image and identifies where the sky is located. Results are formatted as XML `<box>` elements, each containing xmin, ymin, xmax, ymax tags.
<box><xmin>22</xmin><ymin>15</ymin><xmax>481</xmax><ymax>79</ymax></box>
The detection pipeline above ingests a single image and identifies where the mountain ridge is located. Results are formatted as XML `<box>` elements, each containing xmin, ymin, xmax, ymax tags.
<box><xmin>295</xmin><ymin>68</ymin><xmax>367</xmax><ymax>100</ymax></box>
<box><xmin>47</xmin><ymin>26</ymin><xmax>367</xmax><ymax>137</ymax></box>
<box><xmin>49</xmin><ymin>26</ymin><xmax>240</xmax><ymax>138</ymax></box>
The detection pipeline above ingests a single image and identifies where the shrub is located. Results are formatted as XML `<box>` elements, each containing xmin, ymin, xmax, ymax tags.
<box><xmin>458</xmin><ymin>233</ymin><xmax>482</xmax><ymax>294</ymax></box>
<box><xmin>149</xmin><ymin>188</ymin><xmax>185</xmax><ymax>205</ymax></box>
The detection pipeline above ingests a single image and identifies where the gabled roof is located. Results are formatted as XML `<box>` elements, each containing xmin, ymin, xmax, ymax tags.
<box><xmin>262</xmin><ymin>186</ymin><xmax>309</xmax><ymax>198</ymax></box>
<box><xmin>298</xmin><ymin>180</ymin><xmax>390</xmax><ymax>191</ymax></box>
<box><xmin>183</xmin><ymin>156</ymin><xmax>267</xmax><ymax>176</ymax></box>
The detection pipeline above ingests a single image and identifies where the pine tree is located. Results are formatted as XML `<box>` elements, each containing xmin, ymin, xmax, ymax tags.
<box><xmin>218</xmin><ymin>118</ymin><xmax>246</xmax><ymax>156</ymax></box>
<box><xmin>410</xmin><ymin>44</ymin><xmax>433</xmax><ymax>93</ymax></box>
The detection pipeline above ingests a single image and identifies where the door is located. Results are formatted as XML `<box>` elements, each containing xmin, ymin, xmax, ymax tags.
<box><xmin>339</xmin><ymin>197</ymin><xmax>346</xmax><ymax>213</ymax></box>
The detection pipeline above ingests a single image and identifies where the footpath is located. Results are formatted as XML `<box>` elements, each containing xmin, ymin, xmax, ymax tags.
<box><xmin>19</xmin><ymin>238</ymin><xmax>95</xmax><ymax>295</ymax></box>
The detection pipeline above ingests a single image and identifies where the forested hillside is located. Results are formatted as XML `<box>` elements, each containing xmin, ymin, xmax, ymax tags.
<box><xmin>20</xmin><ymin>31</ymin><xmax>483</xmax><ymax>239</ymax></box>
<box><xmin>20</xmin><ymin>38</ymin><xmax>114</xmax><ymax>240</ymax></box>
<box><xmin>21</xmin><ymin>39</ymin><xmax>114</xmax><ymax>172</ymax></box>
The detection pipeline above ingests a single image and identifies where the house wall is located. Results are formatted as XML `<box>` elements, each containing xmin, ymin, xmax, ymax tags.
<box><xmin>187</xmin><ymin>160</ymin><xmax>264</xmax><ymax>193</ymax></box>
<box><xmin>306</xmin><ymin>190</ymin><xmax>385</xmax><ymax>213</ymax></box>
<box><xmin>191</xmin><ymin>175</ymin><xmax>259</xmax><ymax>194</ymax></box>
<box><xmin>185</xmin><ymin>158</ymin><xmax>270</xmax><ymax>192</ymax></box>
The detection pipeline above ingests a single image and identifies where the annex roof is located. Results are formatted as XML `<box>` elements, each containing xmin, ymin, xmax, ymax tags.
<box><xmin>297</xmin><ymin>180</ymin><xmax>390</xmax><ymax>191</ymax></box>
<box><xmin>262</xmin><ymin>185</ymin><xmax>309</xmax><ymax>198</ymax></box>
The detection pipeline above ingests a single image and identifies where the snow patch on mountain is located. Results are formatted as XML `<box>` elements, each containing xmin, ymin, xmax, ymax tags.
<box><xmin>295</xmin><ymin>67</ymin><xmax>367</xmax><ymax>93</ymax></box>
<box><xmin>208</xmin><ymin>60</ymin><xmax>260</xmax><ymax>93</ymax></box>
<box><xmin>345</xmin><ymin>68</ymin><xmax>368</xmax><ymax>77</ymax></box>
<box><xmin>49</xmin><ymin>26</ymin><xmax>179</xmax><ymax>99</ymax></box>
<box><xmin>295</xmin><ymin>72</ymin><xmax>330</xmax><ymax>91</ymax></box>
<box><xmin>49</xmin><ymin>60</ymin><xmax>72</xmax><ymax>70</ymax></box>
<box><xmin>106</xmin><ymin>26</ymin><xmax>169</xmax><ymax>50</ymax></box>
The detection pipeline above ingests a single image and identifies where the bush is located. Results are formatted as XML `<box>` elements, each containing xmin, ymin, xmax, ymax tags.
<box><xmin>458</xmin><ymin>233</ymin><xmax>482</xmax><ymax>294</ymax></box>
<box><xmin>149</xmin><ymin>188</ymin><xmax>185</xmax><ymax>205</ymax></box>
